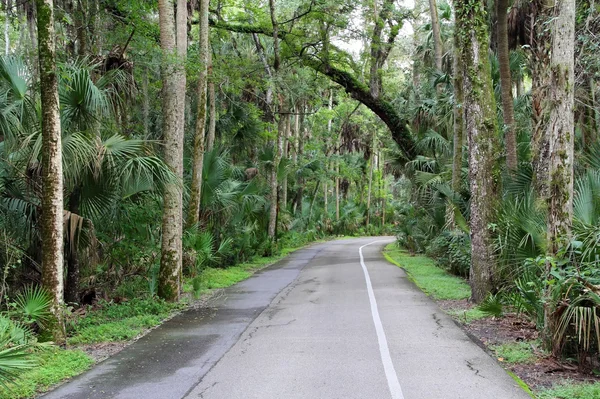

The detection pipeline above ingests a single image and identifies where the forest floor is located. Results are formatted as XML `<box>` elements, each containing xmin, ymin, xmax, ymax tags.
<box><xmin>384</xmin><ymin>244</ymin><xmax>600</xmax><ymax>399</ymax></box>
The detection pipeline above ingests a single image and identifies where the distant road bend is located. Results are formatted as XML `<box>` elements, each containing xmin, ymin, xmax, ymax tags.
<box><xmin>43</xmin><ymin>237</ymin><xmax>530</xmax><ymax>399</ymax></box>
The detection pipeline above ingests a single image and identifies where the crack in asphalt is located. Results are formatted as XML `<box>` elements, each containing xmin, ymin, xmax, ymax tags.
<box><xmin>197</xmin><ymin>382</ymin><xmax>218</xmax><ymax>398</ymax></box>
<box><xmin>466</xmin><ymin>360</ymin><xmax>485</xmax><ymax>379</ymax></box>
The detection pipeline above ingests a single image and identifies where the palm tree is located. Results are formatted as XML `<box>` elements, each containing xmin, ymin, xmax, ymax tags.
<box><xmin>0</xmin><ymin>57</ymin><xmax>175</xmax><ymax>305</ymax></box>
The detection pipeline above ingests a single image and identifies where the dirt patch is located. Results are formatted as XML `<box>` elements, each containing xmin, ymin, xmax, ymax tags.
<box><xmin>465</xmin><ymin>313</ymin><xmax>538</xmax><ymax>346</ymax></box>
<box><xmin>438</xmin><ymin>298</ymin><xmax>472</xmax><ymax>312</ymax></box>
<box><xmin>75</xmin><ymin>342</ymin><xmax>129</xmax><ymax>362</ymax></box>
<box><xmin>508</xmin><ymin>358</ymin><xmax>600</xmax><ymax>391</ymax></box>
<box><xmin>447</xmin><ymin>308</ymin><xmax>600</xmax><ymax>391</ymax></box>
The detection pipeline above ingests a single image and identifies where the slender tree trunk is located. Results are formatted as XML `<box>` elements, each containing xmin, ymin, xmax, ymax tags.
<box><xmin>142</xmin><ymin>68</ymin><xmax>150</xmax><ymax>137</ymax></box>
<box><xmin>293</xmin><ymin>105</ymin><xmax>305</xmax><ymax>214</ymax></box>
<box><xmin>206</xmin><ymin>47</ymin><xmax>217</xmax><ymax>152</ymax></box>
<box><xmin>267</xmin><ymin>0</ymin><xmax>283</xmax><ymax>240</ymax></box>
<box><xmin>590</xmin><ymin>78</ymin><xmax>599</xmax><ymax>143</ymax></box>
<box><xmin>450</xmin><ymin>27</ymin><xmax>464</xmax><ymax>229</ymax></box>
<box><xmin>4</xmin><ymin>0</ymin><xmax>10</xmax><ymax>55</ymax></box>
<box><xmin>36</xmin><ymin>0</ymin><xmax>65</xmax><ymax>342</ymax></box>
<box><xmin>268</xmin><ymin>103</ymin><xmax>286</xmax><ymax>239</ymax></box>
<box><xmin>335</xmin><ymin>160</ymin><xmax>340</xmax><ymax>221</ymax></box>
<box><xmin>531</xmin><ymin>0</ymin><xmax>554</xmax><ymax>199</ymax></box>
<box><xmin>281</xmin><ymin>115</ymin><xmax>290</xmax><ymax>210</ymax></box>
<box><xmin>366</xmin><ymin>133</ymin><xmax>375</xmax><ymax>227</ymax></box>
<box><xmin>429</xmin><ymin>0</ymin><xmax>443</xmax><ymax>72</ymax></box>
<box><xmin>455</xmin><ymin>0</ymin><xmax>501</xmax><ymax>303</ymax></box>
<box><xmin>158</xmin><ymin>0</ymin><xmax>186</xmax><ymax>301</ymax></box>
<box><xmin>497</xmin><ymin>0</ymin><xmax>518</xmax><ymax>171</ymax></box>
<box><xmin>187</xmin><ymin>0</ymin><xmax>210</xmax><ymax>228</ymax></box>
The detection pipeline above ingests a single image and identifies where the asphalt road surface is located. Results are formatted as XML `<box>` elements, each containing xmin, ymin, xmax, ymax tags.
<box><xmin>42</xmin><ymin>237</ymin><xmax>530</xmax><ymax>399</ymax></box>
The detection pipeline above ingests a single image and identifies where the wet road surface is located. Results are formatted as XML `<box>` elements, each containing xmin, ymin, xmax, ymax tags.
<box><xmin>42</xmin><ymin>237</ymin><xmax>530</xmax><ymax>399</ymax></box>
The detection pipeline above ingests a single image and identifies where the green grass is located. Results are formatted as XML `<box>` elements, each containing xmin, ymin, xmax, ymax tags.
<box><xmin>447</xmin><ymin>308</ymin><xmax>489</xmax><ymax>323</ymax></box>
<box><xmin>182</xmin><ymin>245</ymin><xmax>305</xmax><ymax>295</ymax></box>
<box><xmin>491</xmin><ymin>341</ymin><xmax>538</xmax><ymax>364</ymax></box>
<box><xmin>507</xmin><ymin>371</ymin><xmax>536</xmax><ymax>398</ymax></box>
<box><xmin>383</xmin><ymin>243</ymin><xmax>471</xmax><ymax>300</ymax></box>
<box><xmin>537</xmin><ymin>382</ymin><xmax>600</xmax><ymax>399</ymax></box>
<box><xmin>0</xmin><ymin>349</ymin><xmax>94</xmax><ymax>399</ymax></box>
<box><xmin>67</xmin><ymin>297</ymin><xmax>182</xmax><ymax>345</ymax></box>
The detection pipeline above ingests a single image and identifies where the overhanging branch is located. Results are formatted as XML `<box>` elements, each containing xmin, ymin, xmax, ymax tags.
<box><xmin>209</xmin><ymin>18</ymin><xmax>415</xmax><ymax>160</ymax></box>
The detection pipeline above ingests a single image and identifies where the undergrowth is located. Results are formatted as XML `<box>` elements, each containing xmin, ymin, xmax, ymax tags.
<box><xmin>0</xmin><ymin>349</ymin><xmax>93</xmax><ymax>399</ymax></box>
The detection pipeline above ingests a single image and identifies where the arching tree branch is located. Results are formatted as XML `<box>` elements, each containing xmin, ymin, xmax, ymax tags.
<box><xmin>209</xmin><ymin>18</ymin><xmax>415</xmax><ymax>160</ymax></box>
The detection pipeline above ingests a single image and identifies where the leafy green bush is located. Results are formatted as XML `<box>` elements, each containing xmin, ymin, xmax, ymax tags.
<box><xmin>426</xmin><ymin>230</ymin><xmax>471</xmax><ymax>277</ymax></box>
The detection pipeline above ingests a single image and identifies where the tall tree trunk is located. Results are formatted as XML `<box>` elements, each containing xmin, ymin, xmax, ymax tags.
<box><xmin>531</xmin><ymin>0</ymin><xmax>554</xmax><ymax>199</ymax></box>
<box><xmin>4</xmin><ymin>0</ymin><xmax>10</xmax><ymax>55</ymax></box>
<box><xmin>455</xmin><ymin>0</ymin><xmax>501</xmax><ymax>303</ymax></box>
<box><xmin>281</xmin><ymin>115</ymin><xmax>290</xmax><ymax>211</ymax></box>
<box><xmin>206</xmin><ymin>47</ymin><xmax>217</xmax><ymax>152</ymax></box>
<box><xmin>450</xmin><ymin>27</ymin><xmax>464</xmax><ymax>229</ymax></box>
<box><xmin>429</xmin><ymin>0</ymin><xmax>443</xmax><ymax>72</ymax></box>
<box><xmin>366</xmin><ymin>133</ymin><xmax>375</xmax><ymax>227</ymax></box>
<box><xmin>268</xmin><ymin>105</ymin><xmax>286</xmax><ymax>239</ymax></box>
<box><xmin>36</xmin><ymin>0</ymin><xmax>65</xmax><ymax>342</ymax></box>
<box><xmin>293</xmin><ymin>105</ymin><xmax>305</xmax><ymax>214</ymax></box>
<box><xmin>187</xmin><ymin>0</ymin><xmax>209</xmax><ymax>228</ymax></box>
<box><xmin>544</xmin><ymin>0</ymin><xmax>575</xmax><ymax>355</ymax></box>
<box><xmin>267</xmin><ymin>0</ymin><xmax>283</xmax><ymax>240</ymax></box>
<box><xmin>142</xmin><ymin>68</ymin><xmax>150</xmax><ymax>137</ymax></box>
<box><xmin>158</xmin><ymin>0</ymin><xmax>186</xmax><ymax>301</ymax></box>
<box><xmin>496</xmin><ymin>0</ymin><xmax>518</xmax><ymax>171</ymax></box>
<box><xmin>335</xmin><ymin>160</ymin><xmax>340</xmax><ymax>222</ymax></box>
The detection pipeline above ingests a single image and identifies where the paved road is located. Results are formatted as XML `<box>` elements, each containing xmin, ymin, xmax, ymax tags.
<box><xmin>43</xmin><ymin>237</ymin><xmax>530</xmax><ymax>399</ymax></box>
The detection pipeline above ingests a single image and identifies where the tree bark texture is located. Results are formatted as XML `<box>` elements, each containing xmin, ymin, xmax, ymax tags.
<box><xmin>546</xmin><ymin>0</ymin><xmax>575</xmax><ymax>256</ymax></box>
<box><xmin>450</xmin><ymin>26</ymin><xmax>464</xmax><ymax>229</ymax></box>
<box><xmin>455</xmin><ymin>0</ymin><xmax>501</xmax><ymax>303</ymax></box>
<box><xmin>429</xmin><ymin>0</ymin><xmax>443</xmax><ymax>72</ymax></box>
<box><xmin>187</xmin><ymin>0</ymin><xmax>210</xmax><ymax>228</ymax></box>
<box><xmin>206</xmin><ymin>47</ymin><xmax>216</xmax><ymax>152</ymax></box>
<box><xmin>158</xmin><ymin>0</ymin><xmax>186</xmax><ymax>301</ymax></box>
<box><xmin>496</xmin><ymin>0</ymin><xmax>518</xmax><ymax>171</ymax></box>
<box><xmin>36</xmin><ymin>0</ymin><xmax>65</xmax><ymax>342</ymax></box>
<box><xmin>530</xmin><ymin>0</ymin><xmax>554</xmax><ymax>199</ymax></box>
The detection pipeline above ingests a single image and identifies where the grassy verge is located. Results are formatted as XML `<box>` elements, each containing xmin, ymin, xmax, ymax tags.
<box><xmin>182</xmin><ymin>245</ymin><xmax>304</xmax><ymax>296</ymax></box>
<box><xmin>537</xmin><ymin>382</ymin><xmax>600</xmax><ymax>399</ymax></box>
<box><xmin>383</xmin><ymin>243</ymin><xmax>471</xmax><ymax>300</ymax></box>
<box><xmin>0</xmin><ymin>349</ymin><xmax>94</xmax><ymax>399</ymax></box>
<box><xmin>491</xmin><ymin>341</ymin><xmax>539</xmax><ymax>364</ymax></box>
<box><xmin>383</xmin><ymin>242</ymin><xmax>600</xmax><ymax>399</ymax></box>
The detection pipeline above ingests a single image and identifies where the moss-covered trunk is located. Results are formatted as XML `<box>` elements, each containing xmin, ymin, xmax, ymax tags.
<box><xmin>187</xmin><ymin>0</ymin><xmax>210</xmax><ymax>228</ymax></box>
<box><xmin>496</xmin><ymin>0</ymin><xmax>518</xmax><ymax>171</ymax></box>
<box><xmin>531</xmin><ymin>0</ymin><xmax>554</xmax><ymax>199</ymax></box>
<box><xmin>455</xmin><ymin>0</ymin><xmax>501</xmax><ymax>303</ymax></box>
<box><xmin>158</xmin><ymin>0</ymin><xmax>186</xmax><ymax>301</ymax></box>
<box><xmin>543</xmin><ymin>0</ymin><xmax>575</xmax><ymax>354</ymax></box>
<box><xmin>36</xmin><ymin>0</ymin><xmax>65</xmax><ymax>343</ymax></box>
<box><xmin>450</xmin><ymin>23</ymin><xmax>465</xmax><ymax>229</ymax></box>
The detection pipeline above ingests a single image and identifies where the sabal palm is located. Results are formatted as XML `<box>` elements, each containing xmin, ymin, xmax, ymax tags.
<box><xmin>0</xmin><ymin>57</ymin><xmax>175</xmax><ymax>299</ymax></box>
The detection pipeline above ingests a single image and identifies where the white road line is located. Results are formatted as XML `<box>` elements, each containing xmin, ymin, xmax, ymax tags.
<box><xmin>359</xmin><ymin>241</ymin><xmax>405</xmax><ymax>399</ymax></box>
